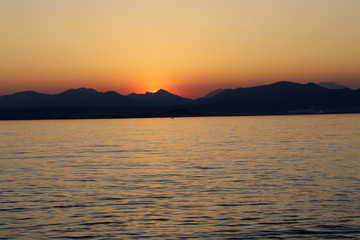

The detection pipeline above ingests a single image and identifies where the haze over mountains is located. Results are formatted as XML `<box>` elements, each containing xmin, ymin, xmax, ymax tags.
<box><xmin>318</xmin><ymin>82</ymin><xmax>347</xmax><ymax>89</ymax></box>
<box><xmin>0</xmin><ymin>81</ymin><xmax>359</xmax><ymax>120</ymax></box>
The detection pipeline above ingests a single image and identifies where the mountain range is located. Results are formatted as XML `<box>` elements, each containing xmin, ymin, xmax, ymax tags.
<box><xmin>127</xmin><ymin>89</ymin><xmax>193</xmax><ymax>106</ymax></box>
<box><xmin>0</xmin><ymin>81</ymin><xmax>359</xmax><ymax>120</ymax></box>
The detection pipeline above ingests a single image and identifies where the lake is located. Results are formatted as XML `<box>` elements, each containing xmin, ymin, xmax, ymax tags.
<box><xmin>1</xmin><ymin>114</ymin><xmax>360</xmax><ymax>239</ymax></box>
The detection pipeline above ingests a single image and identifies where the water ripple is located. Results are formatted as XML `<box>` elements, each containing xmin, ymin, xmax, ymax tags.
<box><xmin>0</xmin><ymin>115</ymin><xmax>360</xmax><ymax>239</ymax></box>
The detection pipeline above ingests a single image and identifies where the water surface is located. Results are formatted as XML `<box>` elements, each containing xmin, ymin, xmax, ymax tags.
<box><xmin>1</xmin><ymin>114</ymin><xmax>360</xmax><ymax>239</ymax></box>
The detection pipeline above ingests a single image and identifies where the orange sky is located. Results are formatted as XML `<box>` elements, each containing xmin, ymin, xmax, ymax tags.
<box><xmin>1</xmin><ymin>0</ymin><xmax>359</xmax><ymax>98</ymax></box>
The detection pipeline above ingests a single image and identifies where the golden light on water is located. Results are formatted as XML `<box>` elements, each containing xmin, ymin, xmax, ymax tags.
<box><xmin>1</xmin><ymin>115</ymin><xmax>360</xmax><ymax>238</ymax></box>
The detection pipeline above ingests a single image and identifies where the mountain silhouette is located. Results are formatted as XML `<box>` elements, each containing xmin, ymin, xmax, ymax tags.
<box><xmin>194</xmin><ymin>81</ymin><xmax>360</xmax><ymax>114</ymax></box>
<box><xmin>0</xmin><ymin>91</ymin><xmax>53</xmax><ymax>109</ymax></box>
<box><xmin>55</xmin><ymin>88</ymin><xmax>140</xmax><ymax>107</ymax></box>
<box><xmin>0</xmin><ymin>81</ymin><xmax>359</xmax><ymax>120</ymax></box>
<box><xmin>127</xmin><ymin>89</ymin><xmax>193</xmax><ymax>106</ymax></box>
<box><xmin>0</xmin><ymin>88</ymin><xmax>140</xmax><ymax>109</ymax></box>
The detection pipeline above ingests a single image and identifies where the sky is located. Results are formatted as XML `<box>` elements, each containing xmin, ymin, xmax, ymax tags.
<box><xmin>1</xmin><ymin>0</ymin><xmax>359</xmax><ymax>98</ymax></box>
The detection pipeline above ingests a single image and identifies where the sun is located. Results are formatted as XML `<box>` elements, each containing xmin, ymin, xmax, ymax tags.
<box><xmin>146</xmin><ymin>81</ymin><xmax>163</xmax><ymax>93</ymax></box>
<box><xmin>137</xmin><ymin>72</ymin><xmax>172</xmax><ymax>94</ymax></box>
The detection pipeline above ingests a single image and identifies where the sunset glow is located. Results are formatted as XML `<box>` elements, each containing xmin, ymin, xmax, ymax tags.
<box><xmin>0</xmin><ymin>0</ymin><xmax>359</xmax><ymax>98</ymax></box>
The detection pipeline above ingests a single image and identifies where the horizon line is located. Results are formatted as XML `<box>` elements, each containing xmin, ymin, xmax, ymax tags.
<box><xmin>0</xmin><ymin>80</ymin><xmax>355</xmax><ymax>99</ymax></box>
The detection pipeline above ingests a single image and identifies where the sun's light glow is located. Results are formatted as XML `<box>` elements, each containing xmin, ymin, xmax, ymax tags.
<box><xmin>0</xmin><ymin>0</ymin><xmax>359</xmax><ymax>98</ymax></box>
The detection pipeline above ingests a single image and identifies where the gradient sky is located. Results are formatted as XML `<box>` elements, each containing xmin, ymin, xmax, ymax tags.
<box><xmin>1</xmin><ymin>0</ymin><xmax>359</xmax><ymax>98</ymax></box>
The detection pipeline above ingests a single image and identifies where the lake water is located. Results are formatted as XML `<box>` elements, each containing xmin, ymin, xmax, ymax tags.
<box><xmin>1</xmin><ymin>114</ymin><xmax>360</xmax><ymax>239</ymax></box>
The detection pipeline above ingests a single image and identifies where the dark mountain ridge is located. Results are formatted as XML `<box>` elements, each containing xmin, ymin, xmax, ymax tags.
<box><xmin>127</xmin><ymin>89</ymin><xmax>193</xmax><ymax>106</ymax></box>
<box><xmin>0</xmin><ymin>88</ymin><xmax>140</xmax><ymax>109</ymax></box>
<box><xmin>0</xmin><ymin>81</ymin><xmax>359</xmax><ymax>120</ymax></box>
<box><xmin>193</xmin><ymin>81</ymin><xmax>360</xmax><ymax>114</ymax></box>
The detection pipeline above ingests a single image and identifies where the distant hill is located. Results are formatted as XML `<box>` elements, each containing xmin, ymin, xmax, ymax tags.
<box><xmin>0</xmin><ymin>88</ymin><xmax>140</xmax><ymax>109</ymax></box>
<box><xmin>197</xmin><ymin>88</ymin><xmax>225</xmax><ymax>101</ymax></box>
<box><xmin>193</xmin><ymin>81</ymin><xmax>360</xmax><ymax>114</ymax></box>
<box><xmin>127</xmin><ymin>89</ymin><xmax>193</xmax><ymax>106</ymax></box>
<box><xmin>0</xmin><ymin>91</ymin><xmax>53</xmax><ymax>109</ymax></box>
<box><xmin>318</xmin><ymin>82</ymin><xmax>348</xmax><ymax>89</ymax></box>
<box><xmin>0</xmin><ymin>82</ymin><xmax>359</xmax><ymax>120</ymax></box>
